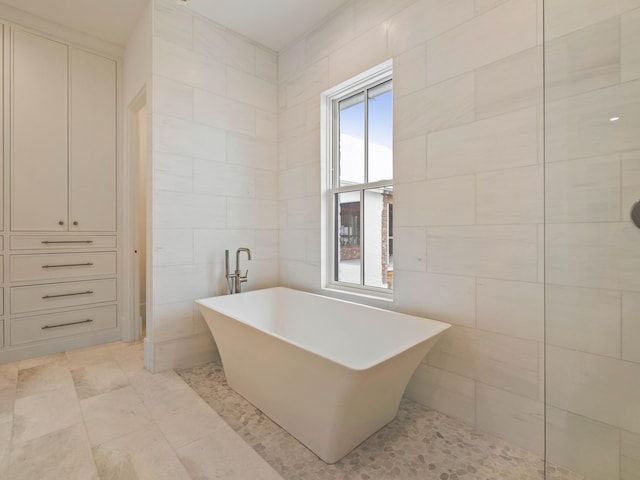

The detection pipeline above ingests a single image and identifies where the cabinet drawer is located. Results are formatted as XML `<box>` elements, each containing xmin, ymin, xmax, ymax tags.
<box><xmin>10</xmin><ymin>252</ymin><xmax>116</xmax><ymax>282</ymax></box>
<box><xmin>11</xmin><ymin>305</ymin><xmax>117</xmax><ymax>346</ymax></box>
<box><xmin>11</xmin><ymin>279</ymin><xmax>117</xmax><ymax>314</ymax></box>
<box><xmin>10</xmin><ymin>236</ymin><xmax>117</xmax><ymax>250</ymax></box>
<box><xmin>0</xmin><ymin>320</ymin><xmax>3</xmax><ymax>348</ymax></box>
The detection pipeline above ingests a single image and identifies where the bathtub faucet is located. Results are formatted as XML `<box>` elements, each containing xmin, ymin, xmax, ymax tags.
<box><xmin>225</xmin><ymin>248</ymin><xmax>251</xmax><ymax>294</ymax></box>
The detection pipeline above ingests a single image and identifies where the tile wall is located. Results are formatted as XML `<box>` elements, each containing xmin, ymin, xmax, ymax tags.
<box><xmin>544</xmin><ymin>0</ymin><xmax>640</xmax><ymax>478</ymax></box>
<box><xmin>277</xmin><ymin>0</ymin><xmax>546</xmax><ymax>457</ymax></box>
<box><xmin>147</xmin><ymin>1</ymin><xmax>640</xmax><ymax>477</ymax></box>
<box><xmin>150</xmin><ymin>0</ymin><xmax>279</xmax><ymax>371</ymax></box>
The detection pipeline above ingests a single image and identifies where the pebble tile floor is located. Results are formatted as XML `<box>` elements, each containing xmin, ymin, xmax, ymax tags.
<box><xmin>179</xmin><ymin>360</ymin><xmax>585</xmax><ymax>480</ymax></box>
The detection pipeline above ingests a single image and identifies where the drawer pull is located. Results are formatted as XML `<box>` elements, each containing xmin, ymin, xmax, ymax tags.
<box><xmin>42</xmin><ymin>319</ymin><xmax>93</xmax><ymax>330</ymax></box>
<box><xmin>42</xmin><ymin>263</ymin><xmax>94</xmax><ymax>269</ymax></box>
<box><xmin>41</xmin><ymin>240</ymin><xmax>94</xmax><ymax>245</ymax></box>
<box><xmin>42</xmin><ymin>290</ymin><xmax>94</xmax><ymax>299</ymax></box>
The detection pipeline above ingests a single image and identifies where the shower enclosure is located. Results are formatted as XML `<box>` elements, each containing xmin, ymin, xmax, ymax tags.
<box><xmin>544</xmin><ymin>1</ymin><xmax>640</xmax><ymax>479</ymax></box>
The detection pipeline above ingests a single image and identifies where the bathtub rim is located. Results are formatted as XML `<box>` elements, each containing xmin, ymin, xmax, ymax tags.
<box><xmin>196</xmin><ymin>286</ymin><xmax>451</xmax><ymax>372</ymax></box>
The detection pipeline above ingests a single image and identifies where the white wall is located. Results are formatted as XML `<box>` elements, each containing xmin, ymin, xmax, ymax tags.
<box><xmin>150</xmin><ymin>0</ymin><xmax>279</xmax><ymax>371</ymax></box>
<box><xmin>278</xmin><ymin>0</ymin><xmax>545</xmax><ymax>456</ymax></box>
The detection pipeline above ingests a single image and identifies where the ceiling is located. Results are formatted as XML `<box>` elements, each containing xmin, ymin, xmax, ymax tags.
<box><xmin>184</xmin><ymin>0</ymin><xmax>349</xmax><ymax>51</ymax></box>
<box><xmin>0</xmin><ymin>0</ymin><xmax>350</xmax><ymax>52</ymax></box>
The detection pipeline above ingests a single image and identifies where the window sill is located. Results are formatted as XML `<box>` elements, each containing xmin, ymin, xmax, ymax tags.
<box><xmin>322</xmin><ymin>285</ymin><xmax>393</xmax><ymax>305</ymax></box>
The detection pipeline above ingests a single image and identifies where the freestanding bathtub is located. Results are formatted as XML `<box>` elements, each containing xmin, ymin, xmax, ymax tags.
<box><xmin>196</xmin><ymin>287</ymin><xmax>450</xmax><ymax>463</ymax></box>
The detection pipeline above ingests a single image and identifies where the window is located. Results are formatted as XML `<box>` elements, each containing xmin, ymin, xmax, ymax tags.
<box><xmin>321</xmin><ymin>61</ymin><xmax>393</xmax><ymax>297</ymax></box>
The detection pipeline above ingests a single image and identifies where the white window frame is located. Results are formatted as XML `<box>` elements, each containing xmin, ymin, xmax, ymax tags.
<box><xmin>320</xmin><ymin>60</ymin><xmax>393</xmax><ymax>301</ymax></box>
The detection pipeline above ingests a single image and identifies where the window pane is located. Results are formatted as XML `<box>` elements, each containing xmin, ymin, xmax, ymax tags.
<box><xmin>364</xmin><ymin>186</ymin><xmax>393</xmax><ymax>289</ymax></box>
<box><xmin>367</xmin><ymin>81</ymin><xmax>393</xmax><ymax>183</ymax></box>
<box><xmin>337</xmin><ymin>191</ymin><xmax>361</xmax><ymax>284</ymax></box>
<box><xmin>339</xmin><ymin>93</ymin><xmax>365</xmax><ymax>186</ymax></box>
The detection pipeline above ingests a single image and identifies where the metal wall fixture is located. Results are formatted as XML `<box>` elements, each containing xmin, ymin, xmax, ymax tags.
<box><xmin>225</xmin><ymin>248</ymin><xmax>252</xmax><ymax>294</ymax></box>
<box><xmin>631</xmin><ymin>200</ymin><xmax>640</xmax><ymax>229</ymax></box>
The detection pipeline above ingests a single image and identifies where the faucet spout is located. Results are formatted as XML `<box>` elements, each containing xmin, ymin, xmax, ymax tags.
<box><xmin>233</xmin><ymin>248</ymin><xmax>252</xmax><ymax>294</ymax></box>
<box><xmin>236</xmin><ymin>247</ymin><xmax>252</xmax><ymax>266</ymax></box>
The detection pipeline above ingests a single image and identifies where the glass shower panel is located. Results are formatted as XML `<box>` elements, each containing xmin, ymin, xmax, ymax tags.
<box><xmin>544</xmin><ymin>2</ymin><xmax>640</xmax><ymax>479</ymax></box>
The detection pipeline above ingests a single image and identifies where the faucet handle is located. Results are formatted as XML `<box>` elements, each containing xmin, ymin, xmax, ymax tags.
<box><xmin>240</xmin><ymin>270</ymin><xmax>249</xmax><ymax>281</ymax></box>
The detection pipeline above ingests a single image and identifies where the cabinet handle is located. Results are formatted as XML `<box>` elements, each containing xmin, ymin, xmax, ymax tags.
<box><xmin>41</xmin><ymin>240</ymin><xmax>93</xmax><ymax>245</ymax></box>
<box><xmin>73</xmin><ymin>221</ymin><xmax>78</xmax><ymax>226</ymax></box>
<box><xmin>42</xmin><ymin>262</ymin><xmax>94</xmax><ymax>269</ymax></box>
<box><xmin>42</xmin><ymin>319</ymin><xmax>93</xmax><ymax>330</ymax></box>
<box><xmin>59</xmin><ymin>221</ymin><xmax>64</xmax><ymax>226</ymax></box>
<box><xmin>42</xmin><ymin>290</ymin><xmax>94</xmax><ymax>299</ymax></box>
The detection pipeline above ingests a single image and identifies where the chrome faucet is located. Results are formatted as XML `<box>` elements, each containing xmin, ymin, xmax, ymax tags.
<box><xmin>225</xmin><ymin>248</ymin><xmax>251</xmax><ymax>294</ymax></box>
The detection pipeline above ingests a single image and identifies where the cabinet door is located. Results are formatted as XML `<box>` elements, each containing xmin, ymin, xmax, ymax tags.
<box><xmin>11</xmin><ymin>30</ymin><xmax>68</xmax><ymax>231</ymax></box>
<box><xmin>69</xmin><ymin>49</ymin><xmax>117</xmax><ymax>232</ymax></box>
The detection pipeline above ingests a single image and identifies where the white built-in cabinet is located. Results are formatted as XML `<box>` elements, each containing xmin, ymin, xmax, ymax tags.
<box><xmin>0</xmin><ymin>25</ymin><xmax>120</xmax><ymax>361</ymax></box>
<box><xmin>11</xmin><ymin>29</ymin><xmax>116</xmax><ymax>232</ymax></box>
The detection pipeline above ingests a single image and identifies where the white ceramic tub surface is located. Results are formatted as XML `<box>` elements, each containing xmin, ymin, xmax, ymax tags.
<box><xmin>196</xmin><ymin>287</ymin><xmax>450</xmax><ymax>463</ymax></box>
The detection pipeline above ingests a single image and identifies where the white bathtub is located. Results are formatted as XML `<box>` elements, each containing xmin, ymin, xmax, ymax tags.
<box><xmin>196</xmin><ymin>287</ymin><xmax>450</xmax><ymax>463</ymax></box>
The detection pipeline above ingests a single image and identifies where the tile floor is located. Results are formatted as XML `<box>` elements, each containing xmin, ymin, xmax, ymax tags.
<box><xmin>180</xmin><ymin>361</ymin><xmax>585</xmax><ymax>480</ymax></box>
<box><xmin>0</xmin><ymin>341</ymin><xmax>281</xmax><ymax>480</ymax></box>
<box><xmin>0</xmin><ymin>342</ymin><xmax>584</xmax><ymax>480</ymax></box>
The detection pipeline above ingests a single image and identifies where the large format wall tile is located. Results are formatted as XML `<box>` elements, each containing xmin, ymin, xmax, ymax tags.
<box><xmin>394</xmin><ymin>135</ymin><xmax>426</xmax><ymax>183</ymax></box>
<box><xmin>426</xmin><ymin>0</ymin><xmax>537</xmax><ymax>85</ymax></box>
<box><xmin>154</xmin><ymin>229</ymin><xmax>194</xmax><ymax>266</ymax></box>
<box><xmin>155</xmin><ymin>0</ymin><xmax>193</xmax><ymax>50</ymax></box>
<box><xmin>305</xmin><ymin>3</ymin><xmax>355</xmax><ymax>64</ymax></box>
<box><xmin>476</xmin><ymin>165</ymin><xmax>543</xmax><ymax>225</ymax></box>
<box><xmin>427</xmin><ymin>225</ymin><xmax>539</xmax><ymax>282</ymax></box>
<box><xmin>194</xmin><ymin>89</ymin><xmax>255</xmax><ymax>135</ymax></box>
<box><xmin>354</xmin><ymin>0</ymin><xmax>416</xmax><ymax>37</ymax></box>
<box><xmin>388</xmin><ymin>0</ymin><xmax>474</xmax><ymax>56</ymax></box>
<box><xmin>427</xmin><ymin>326</ymin><xmax>539</xmax><ymax>399</ymax></box>
<box><xmin>475</xmin><ymin>46</ymin><xmax>542</xmax><ymax>119</ymax></box>
<box><xmin>392</xmin><ymin>227</ymin><xmax>427</xmax><ymax>273</ymax></box>
<box><xmin>328</xmin><ymin>24</ymin><xmax>388</xmax><ymax>86</ymax></box>
<box><xmin>623</xmin><ymin>291</ymin><xmax>640</xmax><ymax>363</ymax></box>
<box><xmin>545</xmin><ymin>18</ymin><xmax>620</xmax><ymax>101</ymax></box>
<box><xmin>427</xmin><ymin>107</ymin><xmax>538</xmax><ymax>179</ymax></box>
<box><xmin>545</xmin><ymin>155</ymin><xmax>621</xmax><ymax>223</ymax></box>
<box><xmin>193</xmin><ymin>160</ymin><xmax>255</xmax><ymax>198</ymax></box>
<box><xmin>227</xmin><ymin>68</ymin><xmax>278</xmax><ymax>113</ymax></box>
<box><xmin>622</xmin><ymin>8</ymin><xmax>640</xmax><ymax>81</ymax></box>
<box><xmin>476</xmin><ymin>279</ymin><xmax>543</xmax><ymax>341</ymax></box>
<box><xmin>154</xmin><ymin>39</ymin><xmax>226</xmax><ymax>95</ymax></box>
<box><xmin>622</xmin><ymin>430</ymin><xmax>640</xmax><ymax>480</ymax></box>
<box><xmin>154</xmin><ymin>191</ymin><xmax>226</xmax><ymax>230</ymax></box>
<box><xmin>546</xmin><ymin>284</ymin><xmax>622</xmax><ymax>358</ymax></box>
<box><xmin>285</xmin><ymin>59</ymin><xmax>329</xmax><ymax>108</ymax></box>
<box><xmin>394</xmin><ymin>73</ymin><xmax>474</xmax><ymax>141</ymax></box>
<box><xmin>547</xmin><ymin>345</ymin><xmax>640</xmax><ymax>434</ymax></box>
<box><xmin>193</xmin><ymin>17</ymin><xmax>256</xmax><ymax>74</ymax></box>
<box><xmin>544</xmin><ymin>0</ymin><xmax>640</xmax><ymax>40</ymax></box>
<box><xmin>153</xmin><ymin>114</ymin><xmax>226</xmax><ymax>161</ymax></box>
<box><xmin>545</xmin><ymin>80</ymin><xmax>640</xmax><ymax>162</ymax></box>
<box><xmin>154</xmin><ymin>76</ymin><xmax>193</xmax><ymax>121</ymax></box>
<box><xmin>546</xmin><ymin>406</ymin><xmax>620</xmax><ymax>480</ymax></box>
<box><xmin>476</xmin><ymin>383</ymin><xmax>544</xmax><ymax>455</ymax></box>
<box><xmin>405</xmin><ymin>364</ymin><xmax>476</xmax><ymax>425</ymax></box>
<box><xmin>393</xmin><ymin>44</ymin><xmax>426</xmax><ymax>99</ymax></box>
<box><xmin>394</xmin><ymin>175</ymin><xmax>475</xmax><ymax>227</ymax></box>
<box><xmin>546</xmin><ymin>223</ymin><xmax>640</xmax><ymax>291</ymax></box>
<box><xmin>622</xmin><ymin>151</ymin><xmax>640</xmax><ymax>221</ymax></box>
<box><xmin>393</xmin><ymin>271</ymin><xmax>476</xmax><ymax>327</ymax></box>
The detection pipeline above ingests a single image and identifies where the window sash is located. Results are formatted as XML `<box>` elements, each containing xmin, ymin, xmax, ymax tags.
<box><xmin>322</xmin><ymin>60</ymin><xmax>393</xmax><ymax>298</ymax></box>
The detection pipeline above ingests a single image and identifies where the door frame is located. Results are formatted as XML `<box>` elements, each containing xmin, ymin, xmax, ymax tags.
<box><xmin>122</xmin><ymin>86</ymin><xmax>150</xmax><ymax>352</ymax></box>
